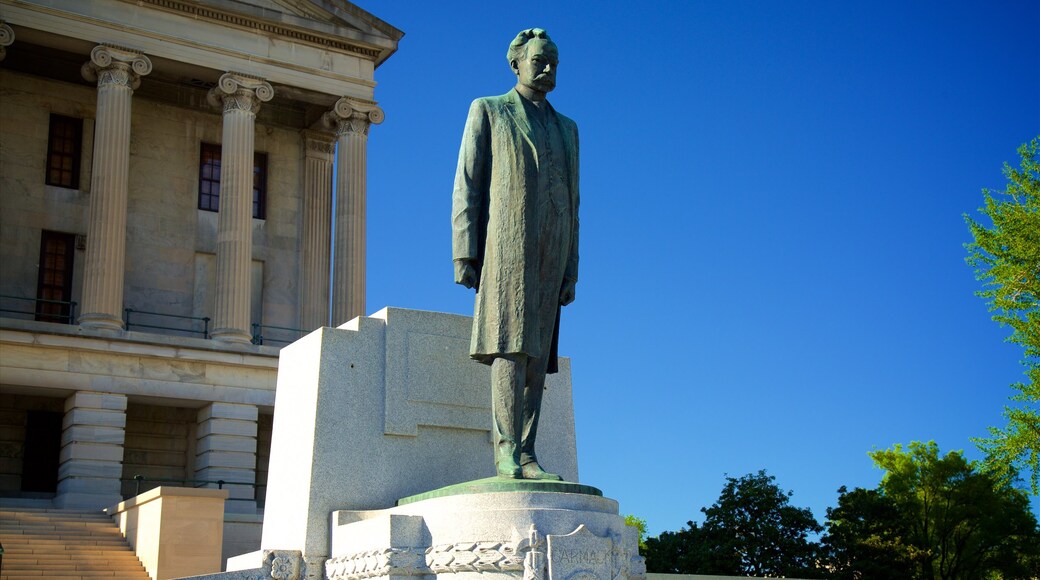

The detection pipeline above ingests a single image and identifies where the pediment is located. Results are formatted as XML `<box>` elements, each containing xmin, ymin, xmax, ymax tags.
<box><xmin>212</xmin><ymin>0</ymin><xmax>403</xmax><ymax>43</ymax></box>
<box><xmin>177</xmin><ymin>0</ymin><xmax>402</xmax><ymax>66</ymax></box>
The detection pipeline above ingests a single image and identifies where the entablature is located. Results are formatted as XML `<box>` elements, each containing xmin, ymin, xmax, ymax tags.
<box><xmin>0</xmin><ymin>0</ymin><xmax>403</xmax><ymax>113</ymax></box>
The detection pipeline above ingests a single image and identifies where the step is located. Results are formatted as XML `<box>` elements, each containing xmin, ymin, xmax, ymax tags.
<box><xmin>1</xmin><ymin>559</ymin><xmax>145</xmax><ymax>568</ymax></box>
<box><xmin>0</xmin><ymin>508</ymin><xmax>151</xmax><ymax>580</ymax></box>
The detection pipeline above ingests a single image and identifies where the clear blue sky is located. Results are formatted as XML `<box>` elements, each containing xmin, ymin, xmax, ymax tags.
<box><xmin>359</xmin><ymin>1</ymin><xmax>1040</xmax><ymax>535</ymax></box>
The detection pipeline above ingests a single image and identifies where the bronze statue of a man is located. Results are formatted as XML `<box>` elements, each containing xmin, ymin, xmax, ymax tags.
<box><xmin>452</xmin><ymin>28</ymin><xmax>579</xmax><ymax>480</ymax></box>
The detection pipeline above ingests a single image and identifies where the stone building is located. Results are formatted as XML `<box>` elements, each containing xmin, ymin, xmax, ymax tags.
<box><xmin>0</xmin><ymin>0</ymin><xmax>401</xmax><ymax>561</ymax></box>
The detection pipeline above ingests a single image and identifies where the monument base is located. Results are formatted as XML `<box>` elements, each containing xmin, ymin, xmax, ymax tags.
<box><xmin>328</xmin><ymin>488</ymin><xmax>644</xmax><ymax>580</ymax></box>
<box><xmin>397</xmin><ymin>477</ymin><xmax>603</xmax><ymax>505</ymax></box>
<box><xmin>218</xmin><ymin>488</ymin><xmax>645</xmax><ymax>580</ymax></box>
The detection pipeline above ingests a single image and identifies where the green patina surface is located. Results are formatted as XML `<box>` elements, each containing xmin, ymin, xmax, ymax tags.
<box><xmin>397</xmin><ymin>477</ymin><xmax>602</xmax><ymax>506</ymax></box>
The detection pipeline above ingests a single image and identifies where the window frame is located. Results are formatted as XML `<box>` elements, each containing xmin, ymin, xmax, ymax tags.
<box><xmin>45</xmin><ymin>114</ymin><xmax>84</xmax><ymax>189</ymax></box>
<box><xmin>35</xmin><ymin>230</ymin><xmax>76</xmax><ymax>324</ymax></box>
<box><xmin>253</xmin><ymin>151</ymin><xmax>268</xmax><ymax>220</ymax></box>
<box><xmin>197</xmin><ymin>142</ymin><xmax>267</xmax><ymax>219</ymax></box>
<box><xmin>198</xmin><ymin>142</ymin><xmax>222</xmax><ymax>212</ymax></box>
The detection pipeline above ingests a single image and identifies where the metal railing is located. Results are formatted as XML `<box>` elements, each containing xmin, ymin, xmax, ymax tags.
<box><xmin>123</xmin><ymin>474</ymin><xmax>265</xmax><ymax>503</ymax></box>
<box><xmin>251</xmin><ymin>323</ymin><xmax>306</xmax><ymax>346</ymax></box>
<box><xmin>124</xmin><ymin>308</ymin><xmax>210</xmax><ymax>338</ymax></box>
<box><xmin>0</xmin><ymin>294</ymin><xmax>77</xmax><ymax>324</ymax></box>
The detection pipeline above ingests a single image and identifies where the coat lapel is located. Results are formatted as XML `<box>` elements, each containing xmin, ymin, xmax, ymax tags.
<box><xmin>503</xmin><ymin>90</ymin><xmax>537</xmax><ymax>152</ymax></box>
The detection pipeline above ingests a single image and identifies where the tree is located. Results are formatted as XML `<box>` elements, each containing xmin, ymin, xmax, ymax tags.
<box><xmin>822</xmin><ymin>486</ymin><xmax>924</xmax><ymax>579</ymax></box>
<box><xmin>642</xmin><ymin>471</ymin><xmax>824</xmax><ymax>577</ymax></box>
<box><xmin>643</xmin><ymin>522</ymin><xmax>706</xmax><ymax>574</ymax></box>
<box><xmin>861</xmin><ymin>441</ymin><xmax>1040</xmax><ymax>579</ymax></box>
<box><xmin>698</xmin><ymin>470</ymin><xmax>824</xmax><ymax>578</ymax></box>
<box><xmin>965</xmin><ymin>137</ymin><xmax>1040</xmax><ymax>494</ymax></box>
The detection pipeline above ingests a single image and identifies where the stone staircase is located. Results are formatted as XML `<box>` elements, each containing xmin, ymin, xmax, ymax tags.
<box><xmin>0</xmin><ymin>507</ymin><xmax>151</xmax><ymax>579</ymax></box>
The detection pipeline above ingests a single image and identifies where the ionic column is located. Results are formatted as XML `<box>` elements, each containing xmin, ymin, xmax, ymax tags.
<box><xmin>324</xmin><ymin>98</ymin><xmax>383</xmax><ymax>325</ymax></box>
<box><xmin>78</xmin><ymin>45</ymin><xmax>152</xmax><ymax>330</ymax></box>
<box><xmin>299</xmin><ymin>130</ymin><xmax>336</xmax><ymax>330</ymax></box>
<box><xmin>196</xmin><ymin>402</ymin><xmax>258</xmax><ymax>513</ymax></box>
<box><xmin>55</xmin><ymin>391</ymin><xmax>127</xmax><ymax>509</ymax></box>
<box><xmin>207</xmin><ymin>73</ymin><xmax>273</xmax><ymax>343</ymax></box>
<box><xmin>0</xmin><ymin>22</ymin><xmax>14</xmax><ymax>61</ymax></box>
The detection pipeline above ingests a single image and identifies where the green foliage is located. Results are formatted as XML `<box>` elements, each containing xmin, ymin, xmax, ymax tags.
<box><xmin>821</xmin><ymin>486</ymin><xmax>920</xmax><ymax>579</ymax></box>
<box><xmin>623</xmin><ymin>514</ymin><xmax>648</xmax><ymax>552</ymax></box>
<box><xmin>965</xmin><ymin>137</ymin><xmax>1040</xmax><ymax>494</ymax></box>
<box><xmin>699</xmin><ymin>470</ymin><xmax>824</xmax><ymax>578</ymax></box>
<box><xmin>834</xmin><ymin>441</ymin><xmax>1040</xmax><ymax>579</ymax></box>
<box><xmin>643</xmin><ymin>522</ymin><xmax>705</xmax><ymax>574</ymax></box>
<box><xmin>644</xmin><ymin>470</ymin><xmax>824</xmax><ymax>577</ymax></box>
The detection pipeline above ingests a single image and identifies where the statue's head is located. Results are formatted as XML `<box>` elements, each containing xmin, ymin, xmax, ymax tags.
<box><xmin>507</xmin><ymin>28</ymin><xmax>558</xmax><ymax>95</ymax></box>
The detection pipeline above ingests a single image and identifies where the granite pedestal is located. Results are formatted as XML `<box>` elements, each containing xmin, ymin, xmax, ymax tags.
<box><xmin>206</xmin><ymin>308</ymin><xmax>643</xmax><ymax>580</ymax></box>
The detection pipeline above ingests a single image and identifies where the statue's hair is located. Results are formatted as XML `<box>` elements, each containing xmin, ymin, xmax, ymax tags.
<box><xmin>506</xmin><ymin>28</ymin><xmax>555</xmax><ymax>66</ymax></box>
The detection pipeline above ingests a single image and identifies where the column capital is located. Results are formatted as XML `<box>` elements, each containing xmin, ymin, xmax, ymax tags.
<box><xmin>323</xmin><ymin>97</ymin><xmax>384</xmax><ymax>137</ymax></box>
<box><xmin>0</xmin><ymin>21</ymin><xmax>14</xmax><ymax>62</ymax></box>
<box><xmin>301</xmin><ymin>129</ymin><xmax>336</xmax><ymax>161</ymax></box>
<box><xmin>81</xmin><ymin>44</ymin><xmax>152</xmax><ymax>90</ymax></box>
<box><xmin>208</xmin><ymin>72</ymin><xmax>274</xmax><ymax>115</ymax></box>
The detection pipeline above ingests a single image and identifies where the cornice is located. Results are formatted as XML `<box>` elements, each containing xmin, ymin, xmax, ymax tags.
<box><xmin>133</xmin><ymin>0</ymin><xmax>387</xmax><ymax>62</ymax></box>
<box><xmin>0</xmin><ymin>0</ymin><xmax>380</xmax><ymax>96</ymax></box>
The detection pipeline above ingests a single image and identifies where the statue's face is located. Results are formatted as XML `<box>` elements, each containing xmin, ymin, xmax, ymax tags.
<box><xmin>513</xmin><ymin>38</ymin><xmax>558</xmax><ymax>94</ymax></box>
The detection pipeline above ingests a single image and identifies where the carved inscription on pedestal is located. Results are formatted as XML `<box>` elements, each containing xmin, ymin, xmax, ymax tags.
<box><xmin>546</xmin><ymin>525</ymin><xmax>613</xmax><ymax>580</ymax></box>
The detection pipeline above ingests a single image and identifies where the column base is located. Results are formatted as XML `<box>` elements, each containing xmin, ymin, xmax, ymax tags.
<box><xmin>211</xmin><ymin>328</ymin><xmax>254</xmax><ymax>344</ymax></box>
<box><xmin>55</xmin><ymin>481</ymin><xmax>124</xmax><ymax>510</ymax></box>
<box><xmin>78</xmin><ymin>312</ymin><xmax>124</xmax><ymax>331</ymax></box>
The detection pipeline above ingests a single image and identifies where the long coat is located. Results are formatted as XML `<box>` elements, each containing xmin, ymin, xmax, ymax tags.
<box><xmin>452</xmin><ymin>89</ymin><xmax>580</xmax><ymax>364</ymax></box>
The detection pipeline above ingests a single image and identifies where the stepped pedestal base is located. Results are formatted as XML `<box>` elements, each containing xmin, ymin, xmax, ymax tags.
<box><xmin>223</xmin><ymin>485</ymin><xmax>645</xmax><ymax>580</ymax></box>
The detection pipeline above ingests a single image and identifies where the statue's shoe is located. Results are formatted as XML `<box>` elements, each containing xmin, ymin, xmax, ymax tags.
<box><xmin>497</xmin><ymin>463</ymin><xmax>522</xmax><ymax>478</ymax></box>
<box><xmin>496</xmin><ymin>446</ymin><xmax>522</xmax><ymax>479</ymax></box>
<box><xmin>521</xmin><ymin>461</ymin><xmax>563</xmax><ymax>481</ymax></box>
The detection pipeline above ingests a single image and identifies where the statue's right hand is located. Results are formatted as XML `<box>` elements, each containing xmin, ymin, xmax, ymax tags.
<box><xmin>454</xmin><ymin>260</ymin><xmax>479</xmax><ymax>289</ymax></box>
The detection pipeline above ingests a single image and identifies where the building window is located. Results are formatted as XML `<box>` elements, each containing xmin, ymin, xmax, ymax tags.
<box><xmin>253</xmin><ymin>152</ymin><xmax>267</xmax><ymax>220</ymax></box>
<box><xmin>199</xmin><ymin>143</ymin><xmax>222</xmax><ymax>212</ymax></box>
<box><xmin>198</xmin><ymin>143</ymin><xmax>268</xmax><ymax>219</ymax></box>
<box><xmin>46</xmin><ymin>114</ymin><xmax>83</xmax><ymax>189</ymax></box>
<box><xmin>36</xmin><ymin>230</ymin><xmax>76</xmax><ymax>324</ymax></box>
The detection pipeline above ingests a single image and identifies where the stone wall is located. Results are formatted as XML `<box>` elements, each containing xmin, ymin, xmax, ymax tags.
<box><xmin>0</xmin><ymin>69</ymin><xmax>94</xmax><ymax>309</ymax></box>
<box><xmin>0</xmin><ymin>67</ymin><xmax>306</xmax><ymax>334</ymax></box>
<box><xmin>121</xmin><ymin>403</ymin><xmax>197</xmax><ymax>498</ymax></box>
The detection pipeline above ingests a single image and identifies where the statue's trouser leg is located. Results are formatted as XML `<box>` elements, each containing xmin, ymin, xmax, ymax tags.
<box><xmin>519</xmin><ymin>356</ymin><xmax>561</xmax><ymax>480</ymax></box>
<box><xmin>519</xmin><ymin>355</ymin><xmax>549</xmax><ymax>466</ymax></box>
<box><xmin>491</xmin><ymin>354</ymin><xmax>526</xmax><ymax>478</ymax></box>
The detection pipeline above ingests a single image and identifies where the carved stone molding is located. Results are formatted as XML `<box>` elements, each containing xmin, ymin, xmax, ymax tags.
<box><xmin>207</xmin><ymin>72</ymin><xmax>274</xmax><ymax>114</ymax></box>
<box><xmin>325</xmin><ymin>542</ymin><xmax>525</xmax><ymax>580</ymax></box>
<box><xmin>262</xmin><ymin>550</ymin><xmax>325</xmax><ymax>580</ymax></box>
<box><xmin>0</xmin><ymin>21</ymin><xmax>14</xmax><ymax>62</ymax></box>
<box><xmin>132</xmin><ymin>0</ymin><xmax>387</xmax><ymax>60</ymax></box>
<box><xmin>323</xmin><ymin>97</ymin><xmax>384</xmax><ymax>137</ymax></box>
<box><xmin>322</xmin><ymin>524</ymin><xmax>645</xmax><ymax>580</ymax></box>
<box><xmin>81</xmin><ymin>45</ymin><xmax>152</xmax><ymax>90</ymax></box>
<box><xmin>301</xmin><ymin>129</ymin><xmax>337</xmax><ymax>160</ymax></box>
<box><xmin>265</xmin><ymin>550</ymin><xmax>301</xmax><ymax>580</ymax></box>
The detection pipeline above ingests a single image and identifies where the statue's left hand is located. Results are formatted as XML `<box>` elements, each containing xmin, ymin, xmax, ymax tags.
<box><xmin>559</xmin><ymin>278</ymin><xmax>576</xmax><ymax>306</ymax></box>
<box><xmin>455</xmin><ymin>259</ymin><xmax>479</xmax><ymax>289</ymax></box>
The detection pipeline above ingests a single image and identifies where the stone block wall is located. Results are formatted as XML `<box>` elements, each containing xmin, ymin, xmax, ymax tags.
<box><xmin>120</xmin><ymin>403</ymin><xmax>197</xmax><ymax>498</ymax></box>
<box><xmin>0</xmin><ymin>67</ymin><xmax>306</xmax><ymax>336</ymax></box>
<box><xmin>56</xmin><ymin>391</ymin><xmax>127</xmax><ymax>508</ymax></box>
<box><xmin>0</xmin><ymin>69</ymin><xmax>93</xmax><ymax>312</ymax></box>
<box><xmin>195</xmin><ymin>402</ymin><xmax>259</xmax><ymax>512</ymax></box>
